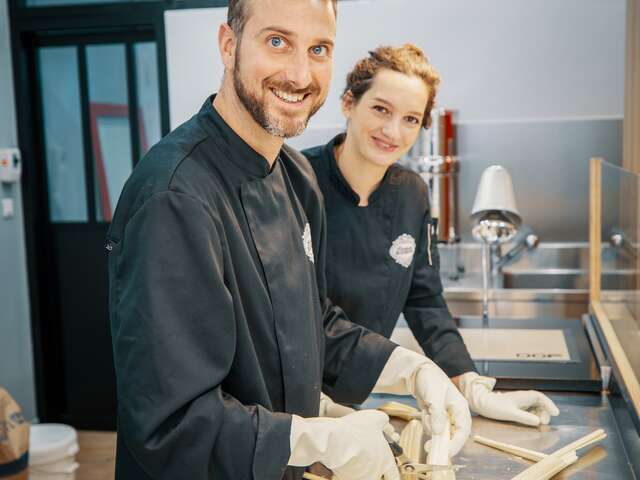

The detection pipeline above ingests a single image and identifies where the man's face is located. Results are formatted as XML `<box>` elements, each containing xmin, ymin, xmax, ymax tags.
<box><xmin>230</xmin><ymin>0</ymin><xmax>336</xmax><ymax>138</ymax></box>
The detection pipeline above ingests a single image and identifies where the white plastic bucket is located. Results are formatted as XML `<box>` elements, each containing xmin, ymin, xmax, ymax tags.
<box><xmin>28</xmin><ymin>424</ymin><xmax>79</xmax><ymax>480</ymax></box>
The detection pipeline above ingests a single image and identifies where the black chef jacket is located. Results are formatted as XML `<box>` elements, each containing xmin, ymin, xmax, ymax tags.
<box><xmin>303</xmin><ymin>135</ymin><xmax>475</xmax><ymax>378</ymax></box>
<box><xmin>106</xmin><ymin>98</ymin><xmax>396</xmax><ymax>480</ymax></box>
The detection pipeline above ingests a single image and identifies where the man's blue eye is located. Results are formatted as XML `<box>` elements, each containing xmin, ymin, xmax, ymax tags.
<box><xmin>270</xmin><ymin>37</ymin><xmax>283</xmax><ymax>48</ymax></box>
<box><xmin>311</xmin><ymin>46</ymin><xmax>326</xmax><ymax>56</ymax></box>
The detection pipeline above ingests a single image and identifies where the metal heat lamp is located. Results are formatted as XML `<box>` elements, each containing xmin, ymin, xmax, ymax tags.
<box><xmin>470</xmin><ymin>165</ymin><xmax>522</xmax><ymax>326</ymax></box>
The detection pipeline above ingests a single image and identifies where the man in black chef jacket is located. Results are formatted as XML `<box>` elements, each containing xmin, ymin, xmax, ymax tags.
<box><xmin>107</xmin><ymin>1</ymin><xmax>471</xmax><ymax>479</ymax></box>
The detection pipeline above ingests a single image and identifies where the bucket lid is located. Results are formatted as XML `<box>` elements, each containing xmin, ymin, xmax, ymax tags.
<box><xmin>28</xmin><ymin>424</ymin><xmax>78</xmax><ymax>467</ymax></box>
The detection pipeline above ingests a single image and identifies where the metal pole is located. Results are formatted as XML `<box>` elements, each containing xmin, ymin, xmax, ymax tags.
<box><xmin>481</xmin><ymin>241</ymin><xmax>490</xmax><ymax>327</ymax></box>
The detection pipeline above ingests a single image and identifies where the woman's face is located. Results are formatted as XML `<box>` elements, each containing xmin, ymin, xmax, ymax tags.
<box><xmin>343</xmin><ymin>69</ymin><xmax>430</xmax><ymax>169</ymax></box>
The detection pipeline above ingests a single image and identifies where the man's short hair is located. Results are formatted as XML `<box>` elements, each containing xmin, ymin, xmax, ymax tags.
<box><xmin>227</xmin><ymin>0</ymin><xmax>338</xmax><ymax>36</ymax></box>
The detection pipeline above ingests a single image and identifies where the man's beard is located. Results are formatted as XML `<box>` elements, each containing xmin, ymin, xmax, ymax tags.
<box><xmin>232</xmin><ymin>52</ymin><xmax>323</xmax><ymax>138</ymax></box>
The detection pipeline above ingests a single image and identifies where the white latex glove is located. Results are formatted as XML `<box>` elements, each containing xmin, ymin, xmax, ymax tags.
<box><xmin>318</xmin><ymin>392</ymin><xmax>357</xmax><ymax>418</ymax></box>
<box><xmin>289</xmin><ymin>410</ymin><xmax>400</xmax><ymax>480</ymax></box>
<box><xmin>373</xmin><ymin>347</ymin><xmax>471</xmax><ymax>457</ymax></box>
<box><xmin>459</xmin><ymin>372</ymin><xmax>560</xmax><ymax>426</ymax></box>
<box><xmin>318</xmin><ymin>392</ymin><xmax>400</xmax><ymax>442</ymax></box>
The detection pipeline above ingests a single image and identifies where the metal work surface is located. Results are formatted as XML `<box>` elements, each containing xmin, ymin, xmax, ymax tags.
<box><xmin>459</xmin><ymin>393</ymin><xmax>634</xmax><ymax>479</ymax></box>
<box><xmin>363</xmin><ymin>393</ymin><xmax>637</xmax><ymax>479</ymax></box>
<box><xmin>393</xmin><ymin>316</ymin><xmax>602</xmax><ymax>392</ymax></box>
<box><xmin>460</xmin><ymin>317</ymin><xmax>601</xmax><ymax>392</ymax></box>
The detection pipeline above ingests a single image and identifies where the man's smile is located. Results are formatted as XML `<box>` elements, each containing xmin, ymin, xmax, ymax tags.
<box><xmin>269</xmin><ymin>87</ymin><xmax>311</xmax><ymax>106</ymax></box>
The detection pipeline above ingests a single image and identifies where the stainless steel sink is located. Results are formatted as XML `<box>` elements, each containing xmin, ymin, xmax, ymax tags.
<box><xmin>438</xmin><ymin>242</ymin><xmax>637</xmax><ymax>319</ymax></box>
<box><xmin>499</xmin><ymin>241</ymin><xmax>636</xmax><ymax>290</ymax></box>
<box><xmin>502</xmin><ymin>270</ymin><xmax>637</xmax><ymax>290</ymax></box>
<box><xmin>502</xmin><ymin>270</ymin><xmax>587</xmax><ymax>289</ymax></box>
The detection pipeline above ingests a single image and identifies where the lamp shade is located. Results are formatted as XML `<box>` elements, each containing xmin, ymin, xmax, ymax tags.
<box><xmin>470</xmin><ymin>165</ymin><xmax>521</xmax><ymax>227</ymax></box>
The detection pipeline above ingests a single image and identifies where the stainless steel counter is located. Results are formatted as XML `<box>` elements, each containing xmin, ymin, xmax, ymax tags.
<box><xmin>379</xmin><ymin>242</ymin><xmax>640</xmax><ymax>476</ymax></box>
<box><xmin>362</xmin><ymin>392</ymin><xmax>637</xmax><ymax>479</ymax></box>
<box><xmin>460</xmin><ymin>393</ymin><xmax>633</xmax><ymax>479</ymax></box>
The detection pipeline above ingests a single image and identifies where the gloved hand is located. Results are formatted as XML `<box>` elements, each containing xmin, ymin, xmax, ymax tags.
<box><xmin>373</xmin><ymin>347</ymin><xmax>471</xmax><ymax>457</ymax></box>
<box><xmin>318</xmin><ymin>392</ymin><xmax>357</xmax><ymax>418</ymax></box>
<box><xmin>318</xmin><ymin>392</ymin><xmax>400</xmax><ymax>442</ymax></box>
<box><xmin>459</xmin><ymin>372</ymin><xmax>560</xmax><ymax>426</ymax></box>
<box><xmin>288</xmin><ymin>410</ymin><xmax>400</xmax><ymax>480</ymax></box>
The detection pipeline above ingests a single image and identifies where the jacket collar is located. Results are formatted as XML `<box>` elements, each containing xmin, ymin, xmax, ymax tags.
<box><xmin>324</xmin><ymin>133</ymin><xmax>393</xmax><ymax>206</ymax></box>
<box><xmin>199</xmin><ymin>94</ymin><xmax>273</xmax><ymax>178</ymax></box>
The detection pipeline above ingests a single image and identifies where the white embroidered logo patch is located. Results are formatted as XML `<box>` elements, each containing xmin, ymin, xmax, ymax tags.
<box><xmin>302</xmin><ymin>223</ymin><xmax>314</xmax><ymax>263</ymax></box>
<box><xmin>389</xmin><ymin>234</ymin><xmax>416</xmax><ymax>268</ymax></box>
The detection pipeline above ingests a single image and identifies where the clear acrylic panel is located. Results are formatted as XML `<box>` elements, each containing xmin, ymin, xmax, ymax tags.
<box><xmin>86</xmin><ymin>44</ymin><xmax>132</xmax><ymax>222</ymax></box>
<box><xmin>134</xmin><ymin>42</ymin><xmax>162</xmax><ymax>157</ymax></box>
<box><xmin>600</xmin><ymin>159</ymin><xmax>640</xmax><ymax>380</ymax></box>
<box><xmin>39</xmin><ymin>46</ymin><xmax>89</xmax><ymax>222</ymax></box>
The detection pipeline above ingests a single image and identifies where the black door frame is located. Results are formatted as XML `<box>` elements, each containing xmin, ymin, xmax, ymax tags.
<box><xmin>8</xmin><ymin>0</ymin><xmax>228</xmax><ymax>425</ymax></box>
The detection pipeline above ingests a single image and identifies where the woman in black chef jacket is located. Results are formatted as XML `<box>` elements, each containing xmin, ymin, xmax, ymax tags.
<box><xmin>305</xmin><ymin>44</ymin><xmax>560</xmax><ymax>427</ymax></box>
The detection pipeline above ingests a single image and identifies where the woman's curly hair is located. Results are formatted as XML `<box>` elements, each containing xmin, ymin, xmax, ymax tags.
<box><xmin>343</xmin><ymin>44</ymin><xmax>440</xmax><ymax>128</ymax></box>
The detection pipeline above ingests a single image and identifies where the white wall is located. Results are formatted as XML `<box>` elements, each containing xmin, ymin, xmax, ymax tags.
<box><xmin>0</xmin><ymin>0</ymin><xmax>38</xmax><ymax>421</ymax></box>
<box><xmin>165</xmin><ymin>0</ymin><xmax>626</xmax><ymax>241</ymax></box>
<box><xmin>166</xmin><ymin>0</ymin><xmax>625</xmax><ymax>132</ymax></box>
